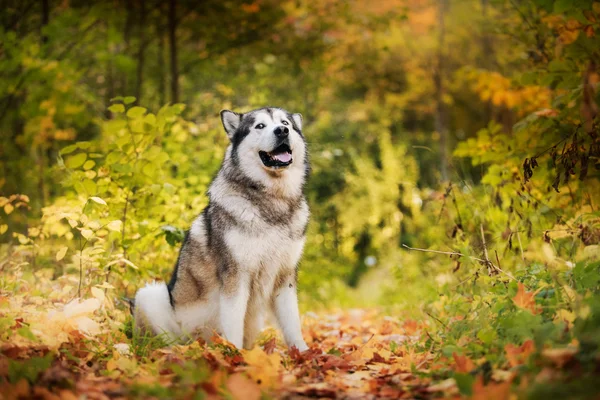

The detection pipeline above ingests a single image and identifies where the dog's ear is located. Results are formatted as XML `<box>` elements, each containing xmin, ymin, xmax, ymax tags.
<box><xmin>220</xmin><ymin>110</ymin><xmax>242</xmax><ymax>139</ymax></box>
<box><xmin>291</xmin><ymin>113</ymin><xmax>303</xmax><ymax>131</ymax></box>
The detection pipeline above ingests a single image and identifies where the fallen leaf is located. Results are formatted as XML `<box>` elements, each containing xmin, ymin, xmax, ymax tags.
<box><xmin>226</xmin><ymin>373</ymin><xmax>261</xmax><ymax>400</ymax></box>
<box><xmin>453</xmin><ymin>352</ymin><xmax>475</xmax><ymax>373</ymax></box>
<box><xmin>512</xmin><ymin>283</ymin><xmax>541</xmax><ymax>314</ymax></box>
<box><xmin>541</xmin><ymin>347</ymin><xmax>578</xmax><ymax>368</ymax></box>
<box><xmin>243</xmin><ymin>347</ymin><xmax>281</xmax><ymax>388</ymax></box>
<box><xmin>505</xmin><ymin>340</ymin><xmax>535</xmax><ymax>367</ymax></box>
<box><xmin>472</xmin><ymin>376</ymin><xmax>512</xmax><ymax>400</ymax></box>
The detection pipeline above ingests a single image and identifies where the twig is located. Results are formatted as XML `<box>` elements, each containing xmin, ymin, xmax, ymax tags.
<box><xmin>451</xmin><ymin>266</ymin><xmax>484</xmax><ymax>288</ymax></box>
<box><xmin>424</xmin><ymin>311</ymin><xmax>448</xmax><ymax>331</ymax></box>
<box><xmin>78</xmin><ymin>235</ymin><xmax>82</xmax><ymax>298</ymax></box>
<box><xmin>401</xmin><ymin>244</ymin><xmax>463</xmax><ymax>258</ymax></box>
<box><xmin>346</xmin><ymin>333</ymin><xmax>375</xmax><ymax>357</ymax></box>
<box><xmin>516</xmin><ymin>229</ymin><xmax>525</xmax><ymax>261</ymax></box>
<box><xmin>480</xmin><ymin>224</ymin><xmax>495</xmax><ymax>276</ymax></box>
<box><xmin>402</xmin><ymin>244</ymin><xmax>516</xmax><ymax>281</ymax></box>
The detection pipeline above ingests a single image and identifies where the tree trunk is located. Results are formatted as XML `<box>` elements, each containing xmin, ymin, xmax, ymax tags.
<box><xmin>168</xmin><ymin>0</ymin><xmax>179</xmax><ymax>103</ymax></box>
<box><xmin>38</xmin><ymin>0</ymin><xmax>50</xmax><ymax>207</ymax></box>
<box><xmin>434</xmin><ymin>0</ymin><xmax>449</xmax><ymax>182</ymax></box>
<box><xmin>481</xmin><ymin>0</ymin><xmax>494</xmax><ymax>124</ymax></box>
<box><xmin>105</xmin><ymin>22</ymin><xmax>115</xmax><ymax>118</ymax></box>
<box><xmin>157</xmin><ymin>22</ymin><xmax>166</xmax><ymax>106</ymax></box>
<box><xmin>41</xmin><ymin>0</ymin><xmax>49</xmax><ymax>45</ymax></box>
<box><xmin>135</xmin><ymin>0</ymin><xmax>146</xmax><ymax>102</ymax></box>
<box><xmin>122</xmin><ymin>0</ymin><xmax>134</xmax><ymax>95</ymax></box>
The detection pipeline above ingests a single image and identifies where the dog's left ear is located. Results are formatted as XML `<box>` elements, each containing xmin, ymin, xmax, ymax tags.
<box><xmin>292</xmin><ymin>113</ymin><xmax>303</xmax><ymax>131</ymax></box>
<box><xmin>220</xmin><ymin>110</ymin><xmax>242</xmax><ymax>140</ymax></box>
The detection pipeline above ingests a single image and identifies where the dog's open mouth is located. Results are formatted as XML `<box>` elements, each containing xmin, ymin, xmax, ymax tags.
<box><xmin>259</xmin><ymin>143</ymin><xmax>293</xmax><ymax>168</ymax></box>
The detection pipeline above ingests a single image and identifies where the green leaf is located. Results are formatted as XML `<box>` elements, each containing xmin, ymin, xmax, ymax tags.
<box><xmin>477</xmin><ymin>328</ymin><xmax>497</xmax><ymax>345</ymax></box>
<box><xmin>160</xmin><ymin>225</ymin><xmax>185</xmax><ymax>246</ymax></box>
<box><xmin>8</xmin><ymin>354</ymin><xmax>53</xmax><ymax>384</ymax></box>
<box><xmin>126</xmin><ymin>106</ymin><xmax>147</xmax><ymax>119</ymax></box>
<box><xmin>123</xmin><ymin>96</ymin><xmax>136</xmax><ymax>104</ymax></box>
<box><xmin>60</xmin><ymin>144</ymin><xmax>78</xmax><ymax>155</ymax></box>
<box><xmin>327</xmin><ymin>347</ymin><xmax>342</xmax><ymax>356</ymax></box>
<box><xmin>89</xmin><ymin>196</ymin><xmax>107</xmax><ymax>205</ymax></box>
<box><xmin>17</xmin><ymin>326</ymin><xmax>38</xmax><ymax>342</ymax></box>
<box><xmin>144</xmin><ymin>113</ymin><xmax>157</xmax><ymax>127</ymax></box>
<box><xmin>142</xmin><ymin>162</ymin><xmax>156</xmax><ymax>177</ymax></box>
<box><xmin>106</xmin><ymin>151</ymin><xmax>122</xmax><ymax>164</ymax></box>
<box><xmin>76</xmin><ymin>141</ymin><xmax>92</xmax><ymax>149</ymax></box>
<box><xmin>82</xmin><ymin>179</ymin><xmax>97</xmax><ymax>194</ymax></box>
<box><xmin>454</xmin><ymin>373</ymin><xmax>475</xmax><ymax>396</ymax></box>
<box><xmin>106</xmin><ymin>220</ymin><xmax>123</xmax><ymax>232</ymax></box>
<box><xmin>56</xmin><ymin>246</ymin><xmax>68</xmax><ymax>261</ymax></box>
<box><xmin>108</xmin><ymin>104</ymin><xmax>125</xmax><ymax>113</ymax></box>
<box><xmin>83</xmin><ymin>160</ymin><xmax>95</xmax><ymax>170</ymax></box>
<box><xmin>65</xmin><ymin>153</ymin><xmax>87</xmax><ymax>169</ymax></box>
<box><xmin>554</xmin><ymin>0</ymin><xmax>573</xmax><ymax>13</ymax></box>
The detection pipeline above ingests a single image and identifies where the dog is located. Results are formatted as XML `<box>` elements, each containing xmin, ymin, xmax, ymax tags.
<box><xmin>133</xmin><ymin>107</ymin><xmax>310</xmax><ymax>351</ymax></box>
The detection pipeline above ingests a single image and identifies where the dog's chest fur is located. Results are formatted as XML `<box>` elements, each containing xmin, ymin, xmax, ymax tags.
<box><xmin>212</xmin><ymin>176</ymin><xmax>309</xmax><ymax>302</ymax></box>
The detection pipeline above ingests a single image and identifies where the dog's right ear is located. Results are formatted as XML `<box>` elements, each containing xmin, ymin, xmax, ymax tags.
<box><xmin>220</xmin><ymin>110</ymin><xmax>242</xmax><ymax>140</ymax></box>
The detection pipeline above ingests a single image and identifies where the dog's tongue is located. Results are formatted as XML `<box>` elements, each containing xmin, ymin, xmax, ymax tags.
<box><xmin>272</xmin><ymin>151</ymin><xmax>292</xmax><ymax>163</ymax></box>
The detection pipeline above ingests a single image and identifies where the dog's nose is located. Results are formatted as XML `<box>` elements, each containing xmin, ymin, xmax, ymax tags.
<box><xmin>273</xmin><ymin>126</ymin><xmax>289</xmax><ymax>138</ymax></box>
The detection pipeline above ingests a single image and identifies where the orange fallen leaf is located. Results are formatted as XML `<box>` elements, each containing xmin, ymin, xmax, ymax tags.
<box><xmin>512</xmin><ymin>283</ymin><xmax>541</xmax><ymax>314</ymax></box>
<box><xmin>243</xmin><ymin>347</ymin><xmax>282</xmax><ymax>388</ymax></box>
<box><xmin>452</xmin><ymin>352</ymin><xmax>475</xmax><ymax>373</ymax></box>
<box><xmin>226</xmin><ymin>373</ymin><xmax>261</xmax><ymax>400</ymax></box>
<box><xmin>541</xmin><ymin>347</ymin><xmax>578</xmax><ymax>368</ymax></box>
<box><xmin>505</xmin><ymin>339</ymin><xmax>535</xmax><ymax>367</ymax></box>
<box><xmin>472</xmin><ymin>376</ymin><xmax>512</xmax><ymax>400</ymax></box>
<box><xmin>262</xmin><ymin>337</ymin><xmax>277</xmax><ymax>354</ymax></box>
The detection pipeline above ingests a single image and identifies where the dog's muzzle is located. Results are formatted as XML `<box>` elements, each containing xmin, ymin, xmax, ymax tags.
<box><xmin>259</xmin><ymin>137</ymin><xmax>293</xmax><ymax>169</ymax></box>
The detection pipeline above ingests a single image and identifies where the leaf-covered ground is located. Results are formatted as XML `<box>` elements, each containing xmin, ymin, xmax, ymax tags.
<box><xmin>0</xmin><ymin>283</ymin><xmax>590</xmax><ymax>400</ymax></box>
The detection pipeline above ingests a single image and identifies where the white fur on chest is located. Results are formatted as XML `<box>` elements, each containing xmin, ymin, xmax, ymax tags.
<box><xmin>225</xmin><ymin>226</ymin><xmax>305</xmax><ymax>272</ymax></box>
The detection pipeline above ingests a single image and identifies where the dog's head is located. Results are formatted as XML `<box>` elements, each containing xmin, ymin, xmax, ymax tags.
<box><xmin>220</xmin><ymin>107</ymin><xmax>308</xmax><ymax>193</ymax></box>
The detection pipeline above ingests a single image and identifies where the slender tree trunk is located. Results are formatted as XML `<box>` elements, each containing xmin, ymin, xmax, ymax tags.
<box><xmin>157</xmin><ymin>23</ymin><xmax>166</xmax><ymax>106</ymax></box>
<box><xmin>41</xmin><ymin>0</ymin><xmax>49</xmax><ymax>44</ymax></box>
<box><xmin>481</xmin><ymin>0</ymin><xmax>494</xmax><ymax>124</ymax></box>
<box><xmin>135</xmin><ymin>0</ymin><xmax>146</xmax><ymax>102</ymax></box>
<box><xmin>38</xmin><ymin>0</ymin><xmax>51</xmax><ymax>207</ymax></box>
<box><xmin>122</xmin><ymin>0</ymin><xmax>134</xmax><ymax>95</ymax></box>
<box><xmin>168</xmin><ymin>0</ymin><xmax>179</xmax><ymax>103</ymax></box>
<box><xmin>105</xmin><ymin>23</ymin><xmax>115</xmax><ymax>118</ymax></box>
<box><xmin>434</xmin><ymin>0</ymin><xmax>449</xmax><ymax>182</ymax></box>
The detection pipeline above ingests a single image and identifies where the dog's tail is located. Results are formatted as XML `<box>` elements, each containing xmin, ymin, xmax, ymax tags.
<box><xmin>134</xmin><ymin>282</ymin><xmax>181</xmax><ymax>342</ymax></box>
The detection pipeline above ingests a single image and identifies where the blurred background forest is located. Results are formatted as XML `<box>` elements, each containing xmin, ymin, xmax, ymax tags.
<box><xmin>1</xmin><ymin>0</ymin><xmax>600</xmax><ymax>395</ymax></box>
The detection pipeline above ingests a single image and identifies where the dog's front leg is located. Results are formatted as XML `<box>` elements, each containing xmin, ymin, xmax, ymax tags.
<box><xmin>219</xmin><ymin>274</ymin><xmax>249</xmax><ymax>349</ymax></box>
<box><xmin>272</xmin><ymin>279</ymin><xmax>308</xmax><ymax>351</ymax></box>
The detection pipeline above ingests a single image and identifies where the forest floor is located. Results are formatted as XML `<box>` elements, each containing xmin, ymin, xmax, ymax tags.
<box><xmin>0</xmin><ymin>284</ymin><xmax>584</xmax><ymax>400</ymax></box>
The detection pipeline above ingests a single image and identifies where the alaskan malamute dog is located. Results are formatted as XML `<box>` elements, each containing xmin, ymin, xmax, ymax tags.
<box><xmin>133</xmin><ymin>107</ymin><xmax>309</xmax><ymax>351</ymax></box>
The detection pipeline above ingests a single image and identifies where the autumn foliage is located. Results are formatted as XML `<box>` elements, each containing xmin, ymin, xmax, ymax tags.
<box><xmin>1</xmin><ymin>0</ymin><xmax>600</xmax><ymax>398</ymax></box>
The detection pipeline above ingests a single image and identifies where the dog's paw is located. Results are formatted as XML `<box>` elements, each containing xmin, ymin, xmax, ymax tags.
<box><xmin>291</xmin><ymin>341</ymin><xmax>309</xmax><ymax>352</ymax></box>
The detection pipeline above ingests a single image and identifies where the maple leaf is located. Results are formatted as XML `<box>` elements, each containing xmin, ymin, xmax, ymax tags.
<box><xmin>512</xmin><ymin>283</ymin><xmax>541</xmax><ymax>314</ymax></box>
<box><xmin>243</xmin><ymin>347</ymin><xmax>282</xmax><ymax>389</ymax></box>
<box><xmin>471</xmin><ymin>376</ymin><xmax>512</xmax><ymax>400</ymax></box>
<box><xmin>262</xmin><ymin>337</ymin><xmax>277</xmax><ymax>354</ymax></box>
<box><xmin>226</xmin><ymin>373</ymin><xmax>261</xmax><ymax>400</ymax></box>
<box><xmin>452</xmin><ymin>352</ymin><xmax>475</xmax><ymax>373</ymax></box>
<box><xmin>505</xmin><ymin>339</ymin><xmax>535</xmax><ymax>367</ymax></box>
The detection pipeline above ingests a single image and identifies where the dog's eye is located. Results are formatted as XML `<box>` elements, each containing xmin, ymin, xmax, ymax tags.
<box><xmin>255</xmin><ymin>123</ymin><xmax>265</xmax><ymax>130</ymax></box>
<box><xmin>282</xmin><ymin>120</ymin><xmax>289</xmax><ymax>126</ymax></box>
